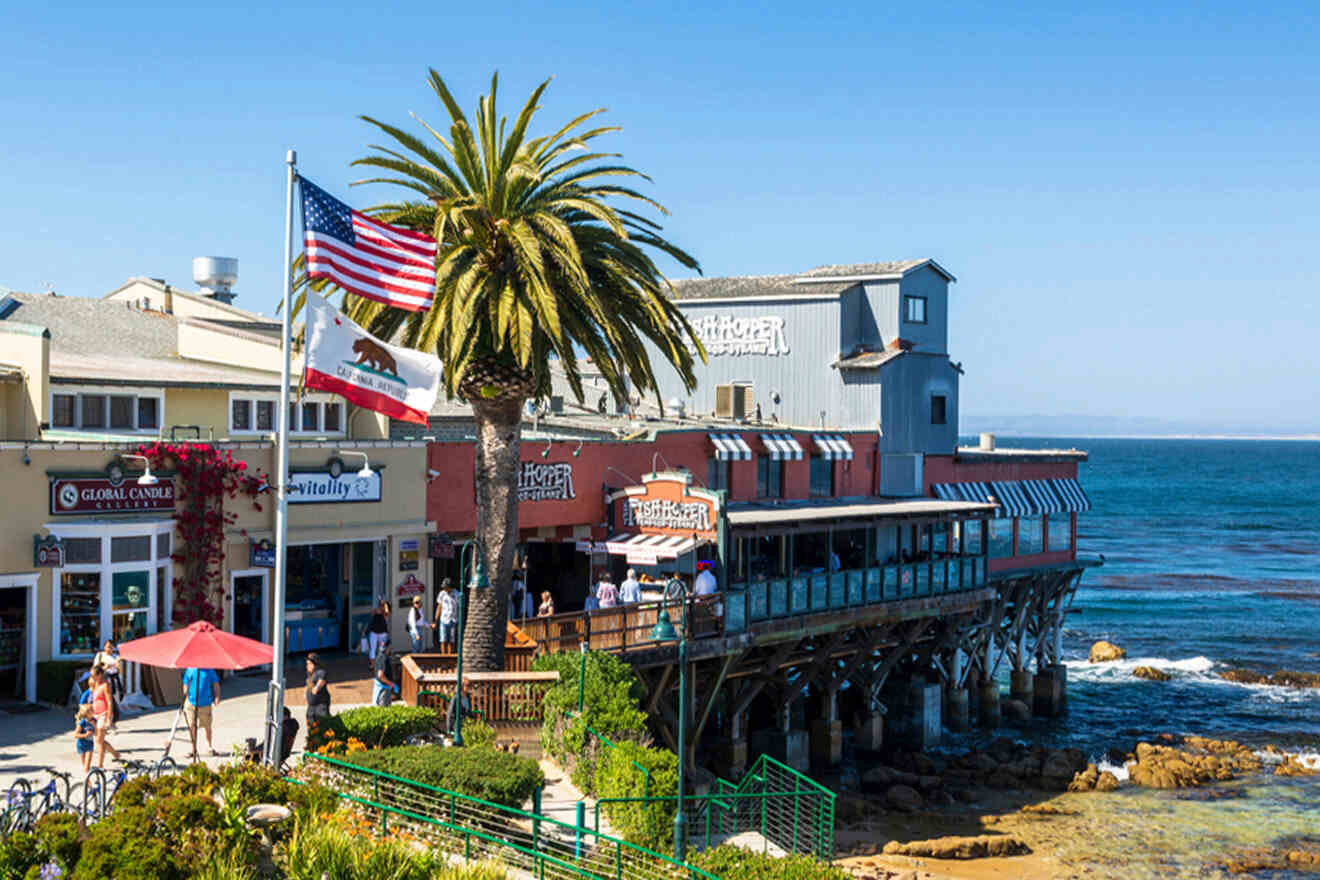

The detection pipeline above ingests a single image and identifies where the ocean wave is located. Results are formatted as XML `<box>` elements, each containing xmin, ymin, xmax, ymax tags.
<box><xmin>1095</xmin><ymin>572</ymin><xmax>1320</xmax><ymax>594</ymax></box>
<box><xmin>1066</xmin><ymin>655</ymin><xmax>1216</xmax><ymax>678</ymax></box>
<box><xmin>1096</xmin><ymin>759</ymin><xmax>1130</xmax><ymax>781</ymax></box>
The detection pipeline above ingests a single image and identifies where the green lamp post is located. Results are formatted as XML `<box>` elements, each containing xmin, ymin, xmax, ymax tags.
<box><xmin>651</xmin><ymin>589</ymin><xmax>686</xmax><ymax>862</ymax></box>
<box><xmin>453</xmin><ymin>540</ymin><xmax>489</xmax><ymax>746</ymax></box>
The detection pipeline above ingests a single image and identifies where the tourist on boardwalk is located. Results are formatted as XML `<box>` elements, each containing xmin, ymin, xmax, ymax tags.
<box><xmin>597</xmin><ymin>575</ymin><xmax>620</xmax><ymax>608</ymax></box>
<box><xmin>372</xmin><ymin>641</ymin><xmax>399</xmax><ymax>706</ymax></box>
<box><xmin>694</xmin><ymin>564</ymin><xmax>717</xmax><ymax>596</ymax></box>
<box><xmin>304</xmin><ymin>653</ymin><xmax>331</xmax><ymax>728</ymax></box>
<box><xmin>407</xmin><ymin>595</ymin><xmax>431</xmax><ymax>653</ymax></box>
<box><xmin>87</xmin><ymin>666</ymin><xmax>121</xmax><ymax>767</ymax></box>
<box><xmin>538</xmin><ymin>591</ymin><xmax>556</xmax><ymax>617</ymax></box>
<box><xmin>94</xmin><ymin>640</ymin><xmax>123</xmax><ymax>701</ymax></box>
<box><xmin>73</xmin><ymin>704</ymin><xmax>95</xmax><ymax>773</ymax></box>
<box><xmin>447</xmin><ymin>682</ymin><xmax>474</xmax><ymax>737</ymax></box>
<box><xmin>367</xmin><ymin>600</ymin><xmax>390</xmax><ymax>659</ymax></box>
<box><xmin>436</xmin><ymin>579</ymin><xmax>457</xmax><ymax>651</ymax></box>
<box><xmin>584</xmin><ymin>582</ymin><xmax>600</xmax><ymax>612</ymax></box>
<box><xmin>182</xmin><ymin>665</ymin><xmax>221</xmax><ymax>759</ymax></box>
<box><xmin>619</xmin><ymin>568</ymin><xmax>642</xmax><ymax>604</ymax></box>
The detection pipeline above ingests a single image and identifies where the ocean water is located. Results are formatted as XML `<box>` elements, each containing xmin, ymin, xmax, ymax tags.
<box><xmin>957</xmin><ymin>437</ymin><xmax>1320</xmax><ymax>877</ymax></box>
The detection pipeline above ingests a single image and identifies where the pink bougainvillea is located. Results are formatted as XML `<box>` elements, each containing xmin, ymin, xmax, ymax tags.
<box><xmin>136</xmin><ymin>442</ymin><xmax>268</xmax><ymax>626</ymax></box>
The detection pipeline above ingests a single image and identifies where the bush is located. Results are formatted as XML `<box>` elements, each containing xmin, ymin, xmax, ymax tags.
<box><xmin>688</xmin><ymin>845</ymin><xmax>851</xmax><ymax>880</ymax></box>
<box><xmin>33</xmin><ymin>813</ymin><xmax>82</xmax><ymax>871</ymax></box>
<box><xmin>460</xmin><ymin>717</ymin><xmax>496</xmax><ymax>749</ymax></box>
<box><xmin>36</xmin><ymin>660</ymin><xmax>87</xmax><ymax>705</ymax></box>
<box><xmin>72</xmin><ymin>805</ymin><xmax>187</xmax><ymax>880</ymax></box>
<box><xmin>595</xmin><ymin>741</ymin><xmax>678</xmax><ymax>852</ymax></box>
<box><xmin>317</xmin><ymin>705</ymin><xmax>440</xmax><ymax>750</ymax></box>
<box><xmin>0</xmin><ymin>831</ymin><xmax>42</xmax><ymax>880</ymax></box>
<box><xmin>340</xmin><ymin>744</ymin><xmax>544</xmax><ymax>808</ymax></box>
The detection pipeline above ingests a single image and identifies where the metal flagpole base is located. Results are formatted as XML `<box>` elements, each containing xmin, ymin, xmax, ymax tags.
<box><xmin>262</xmin><ymin>680</ymin><xmax>285</xmax><ymax>766</ymax></box>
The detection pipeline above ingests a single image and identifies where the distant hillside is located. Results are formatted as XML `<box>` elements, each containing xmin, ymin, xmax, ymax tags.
<box><xmin>960</xmin><ymin>412</ymin><xmax>1320</xmax><ymax>438</ymax></box>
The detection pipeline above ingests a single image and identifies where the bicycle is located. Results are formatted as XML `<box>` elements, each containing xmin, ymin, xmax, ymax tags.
<box><xmin>4</xmin><ymin>769</ymin><xmax>74</xmax><ymax>831</ymax></box>
<box><xmin>82</xmin><ymin>761</ymin><xmax>141</xmax><ymax>821</ymax></box>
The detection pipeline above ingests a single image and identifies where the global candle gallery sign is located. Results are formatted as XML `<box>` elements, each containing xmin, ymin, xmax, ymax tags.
<box><xmin>50</xmin><ymin>473</ymin><xmax>176</xmax><ymax>515</ymax></box>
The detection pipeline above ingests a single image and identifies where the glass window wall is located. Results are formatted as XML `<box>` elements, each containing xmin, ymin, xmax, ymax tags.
<box><xmin>1019</xmin><ymin>517</ymin><xmax>1044</xmax><ymax>555</ymax></box>
<box><xmin>1047</xmin><ymin>512</ymin><xmax>1072</xmax><ymax>551</ymax></box>
<box><xmin>988</xmin><ymin>519</ymin><xmax>1013</xmax><ymax>558</ymax></box>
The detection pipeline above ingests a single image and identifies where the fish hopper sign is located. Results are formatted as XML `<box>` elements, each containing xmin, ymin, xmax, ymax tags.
<box><xmin>606</xmin><ymin>471</ymin><xmax>721</xmax><ymax>565</ymax></box>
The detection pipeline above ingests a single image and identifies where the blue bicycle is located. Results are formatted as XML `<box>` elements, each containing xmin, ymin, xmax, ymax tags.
<box><xmin>4</xmin><ymin>769</ymin><xmax>74</xmax><ymax>832</ymax></box>
<box><xmin>81</xmin><ymin>757</ymin><xmax>177</xmax><ymax>820</ymax></box>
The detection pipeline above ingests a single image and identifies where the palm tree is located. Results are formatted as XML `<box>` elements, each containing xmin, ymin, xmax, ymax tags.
<box><xmin>304</xmin><ymin>71</ymin><xmax>705</xmax><ymax>671</ymax></box>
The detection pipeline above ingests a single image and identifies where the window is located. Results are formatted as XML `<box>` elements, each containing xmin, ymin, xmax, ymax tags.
<box><xmin>324</xmin><ymin>403</ymin><xmax>342</xmax><ymax>433</ymax></box>
<box><xmin>301</xmin><ymin>401</ymin><xmax>320</xmax><ymax>432</ymax></box>
<box><xmin>809</xmin><ymin>455</ymin><xmax>834</xmax><ymax>497</ymax></box>
<box><xmin>957</xmin><ymin>519</ymin><xmax>984</xmax><ymax>556</ymax></box>
<box><xmin>111</xmin><ymin>536</ymin><xmax>151</xmax><ymax>563</ymax></box>
<box><xmin>137</xmin><ymin>397</ymin><xmax>159</xmax><ymax>430</ymax></box>
<box><xmin>50</xmin><ymin>388</ymin><xmax>161</xmax><ymax>433</ymax></box>
<box><xmin>1047</xmin><ymin>512</ymin><xmax>1072</xmax><ymax>551</ymax></box>
<box><xmin>1019</xmin><ymin>517</ymin><xmax>1044</xmax><ymax>555</ymax></box>
<box><xmin>255</xmin><ymin>400</ymin><xmax>275</xmax><ymax>431</ymax></box>
<box><xmin>903</xmin><ymin>295</ymin><xmax>927</xmax><ymax>324</ymax></box>
<box><xmin>232</xmin><ymin>399</ymin><xmax>252</xmax><ymax>431</ymax></box>
<box><xmin>988</xmin><ymin>518</ymin><xmax>1013</xmax><ymax>558</ymax></box>
<box><xmin>706</xmin><ymin>457</ymin><xmax>730</xmax><ymax>492</ymax></box>
<box><xmin>80</xmin><ymin>395</ymin><xmax>106</xmax><ymax>428</ymax></box>
<box><xmin>52</xmin><ymin>524</ymin><xmax>172</xmax><ymax>657</ymax></box>
<box><xmin>60</xmin><ymin>572</ymin><xmax>101</xmax><ymax>655</ymax></box>
<box><xmin>109</xmin><ymin>395</ymin><xmax>135</xmax><ymax>429</ymax></box>
<box><xmin>756</xmin><ymin>455</ymin><xmax>783</xmax><ymax>498</ymax></box>
<box><xmin>52</xmin><ymin>394</ymin><xmax>76</xmax><ymax>428</ymax></box>
<box><xmin>931</xmin><ymin>394</ymin><xmax>947</xmax><ymax>425</ymax></box>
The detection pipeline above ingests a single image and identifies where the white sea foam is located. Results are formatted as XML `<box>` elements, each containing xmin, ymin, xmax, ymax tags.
<box><xmin>1065</xmin><ymin>655</ymin><xmax>1216</xmax><ymax>680</ymax></box>
<box><xmin>1097</xmin><ymin>759</ymin><xmax>1130</xmax><ymax>782</ymax></box>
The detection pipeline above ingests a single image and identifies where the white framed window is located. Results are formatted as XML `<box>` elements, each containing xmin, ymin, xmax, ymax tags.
<box><xmin>227</xmin><ymin>392</ymin><xmax>345</xmax><ymax>436</ymax></box>
<box><xmin>903</xmin><ymin>295</ymin><xmax>928</xmax><ymax>324</ymax></box>
<box><xmin>49</xmin><ymin>386</ymin><xmax>163</xmax><ymax>434</ymax></box>
<box><xmin>46</xmin><ymin>520</ymin><xmax>174</xmax><ymax>658</ymax></box>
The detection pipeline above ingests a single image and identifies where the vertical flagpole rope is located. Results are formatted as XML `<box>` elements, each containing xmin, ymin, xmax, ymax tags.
<box><xmin>265</xmin><ymin>148</ymin><xmax>297</xmax><ymax>766</ymax></box>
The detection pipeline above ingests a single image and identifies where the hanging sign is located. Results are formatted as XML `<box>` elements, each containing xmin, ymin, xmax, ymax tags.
<box><xmin>608</xmin><ymin>471</ymin><xmax>721</xmax><ymax>541</ymax></box>
<box><xmin>517</xmin><ymin>461</ymin><xmax>576</xmax><ymax>502</ymax></box>
<box><xmin>428</xmin><ymin>533</ymin><xmax>455</xmax><ymax>559</ymax></box>
<box><xmin>691</xmin><ymin>314</ymin><xmax>790</xmax><ymax>357</ymax></box>
<box><xmin>34</xmin><ymin>535</ymin><xmax>65</xmax><ymax>568</ymax></box>
<box><xmin>288</xmin><ymin>471</ymin><xmax>382</xmax><ymax>504</ymax></box>
<box><xmin>50</xmin><ymin>476</ymin><xmax>176</xmax><ymax>515</ymax></box>
<box><xmin>249</xmin><ymin>539</ymin><xmax>276</xmax><ymax>568</ymax></box>
<box><xmin>397</xmin><ymin>574</ymin><xmax>425</xmax><ymax>597</ymax></box>
<box><xmin>399</xmin><ymin>539</ymin><xmax>420</xmax><ymax>571</ymax></box>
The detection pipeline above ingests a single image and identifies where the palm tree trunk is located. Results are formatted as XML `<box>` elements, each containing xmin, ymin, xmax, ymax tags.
<box><xmin>462</xmin><ymin>395</ymin><xmax>525</xmax><ymax>672</ymax></box>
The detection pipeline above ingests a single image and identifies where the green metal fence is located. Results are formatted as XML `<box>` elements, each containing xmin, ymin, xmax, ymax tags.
<box><xmin>594</xmin><ymin>754</ymin><xmax>835</xmax><ymax>862</ymax></box>
<box><xmin>304</xmin><ymin>752</ymin><xmax>718</xmax><ymax>880</ymax></box>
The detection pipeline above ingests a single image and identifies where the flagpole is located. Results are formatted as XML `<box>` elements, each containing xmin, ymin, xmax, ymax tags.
<box><xmin>264</xmin><ymin>148</ymin><xmax>297</xmax><ymax>766</ymax></box>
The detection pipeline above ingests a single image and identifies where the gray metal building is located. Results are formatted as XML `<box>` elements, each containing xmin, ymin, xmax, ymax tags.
<box><xmin>651</xmin><ymin>259</ymin><xmax>961</xmax><ymax>463</ymax></box>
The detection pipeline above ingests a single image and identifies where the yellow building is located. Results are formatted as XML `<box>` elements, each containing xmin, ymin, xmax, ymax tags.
<box><xmin>0</xmin><ymin>281</ymin><xmax>432</xmax><ymax>704</ymax></box>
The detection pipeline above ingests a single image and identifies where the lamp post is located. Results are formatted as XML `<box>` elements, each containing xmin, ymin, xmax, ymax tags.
<box><xmin>650</xmin><ymin>585</ymin><xmax>687</xmax><ymax>862</ymax></box>
<box><xmin>453</xmin><ymin>540</ymin><xmax>488</xmax><ymax>746</ymax></box>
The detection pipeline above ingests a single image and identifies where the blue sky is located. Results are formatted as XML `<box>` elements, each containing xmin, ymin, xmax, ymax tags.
<box><xmin>3</xmin><ymin>1</ymin><xmax>1318</xmax><ymax>430</ymax></box>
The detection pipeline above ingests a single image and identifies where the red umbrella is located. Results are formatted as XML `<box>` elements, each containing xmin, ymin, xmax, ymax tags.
<box><xmin>118</xmin><ymin>620</ymin><xmax>273</xmax><ymax>670</ymax></box>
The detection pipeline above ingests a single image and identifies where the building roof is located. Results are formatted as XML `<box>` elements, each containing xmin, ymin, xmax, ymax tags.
<box><xmin>666</xmin><ymin>257</ymin><xmax>954</xmax><ymax>302</ymax></box>
<box><xmin>954</xmin><ymin>446</ymin><xmax>1089</xmax><ymax>463</ymax></box>
<box><xmin>831</xmin><ymin>348</ymin><xmax>907</xmax><ymax>370</ymax></box>
<box><xmin>727</xmin><ymin>497</ymin><xmax>996</xmax><ymax>527</ymax></box>
<box><xmin>104</xmin><ymin>276</ymin><xmax>282</xmax><ymax>329</ymax></box>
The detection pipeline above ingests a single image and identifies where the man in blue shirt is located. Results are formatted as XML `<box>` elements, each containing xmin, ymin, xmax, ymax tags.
<box><xmin>182</xmin><ymin>666</ymin><xmax>221</xmax><ymax>759</ymax></box>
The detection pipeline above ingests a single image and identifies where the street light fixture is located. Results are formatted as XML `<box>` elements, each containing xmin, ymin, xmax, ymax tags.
<box><xmin>453</xmin><ymin>540</ymin><xmax>488</xmax><ymax>746</ymax></box>
<box><xmin>336</xmin><ymin>449</ymin><xmax>375</xmax><ymax>478</ymax></box>
<box><xmin>652</xmin><ymin>582</ymin><xmax>688</xmax><ymax>862</ymax></box>
<box><xmin>119</xmin><ymin>454</ymin><xmax>159</xmax><ymax>486</ymax></box>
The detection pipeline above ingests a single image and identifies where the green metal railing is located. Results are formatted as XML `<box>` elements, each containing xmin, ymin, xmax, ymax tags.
<box><xmin>593</xmin><ymin>754</ymin><xmax>835</xmax><ymax>862</ymax></box>
<box><xmin>305</xmin><ymin>752</ymin><xmax>716</xmax><ymax>880</ymax></box>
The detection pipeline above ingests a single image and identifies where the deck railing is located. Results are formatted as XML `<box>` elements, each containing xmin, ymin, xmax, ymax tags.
<box><xmin>401</xmin><ymin>665</ymin><xmax>558</xmax><ymax>723</ymax></box>
<box><xmin>514</xmin><ymin>596</ymin><xmax>723</xmax><ymax>655</ymax></box>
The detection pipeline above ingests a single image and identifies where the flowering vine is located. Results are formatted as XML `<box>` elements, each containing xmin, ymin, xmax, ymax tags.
<box><xmin>136</xmin><ymin>442</ymin><xmax>268</xmax><ymax>626</ymax></box>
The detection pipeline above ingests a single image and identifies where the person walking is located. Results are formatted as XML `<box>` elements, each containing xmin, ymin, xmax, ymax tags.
<box><xmin>407</xmin><ymin>596</ymin><xmax>431</xmax><ymax>653</ymax></box>
<box><xmin>88</xmin><ymin>666</ymin><xmax>121</xmax><ymax>768</ymax></box>
<box><xmin>619</xmin><ymin>568</ymin><xmax>642</xmax><ymax>604</ymax></box>
<box><xmin>182</xmin><ymin>666</ymin><xmax>221</xmax><ymax>760</ymax></box>
<box><xmin>372</xmin><ymin>641</ymin><xmax>399</xmax><ymax>706</ymax></box>
<box><xmin>73</xmin><ymin>704</ymin><xmax>96</xmax><ymax>773</ymax></box>
<box><xmin>304</xmin><ymin>653</ymin><xmax>331</xmax><ymax>729</ymax></box>
<box><xmin>94</xmin><ymin>640</ymin><xmax>123</xmax><ymax>702</ymax></box>
<box><xmin>367</xmin><ymin>600</ymin><xmax>390</xmax><ymax>659</ymax></box>
<box><xmin>596</xmin><ymin>575</ymin><xmax>619</xmax><ymax>609</ymax></box>
<box><xmin>436</xmin><ymin>580</ymin><xmax>457</xmax><ymax>651</ymax></box>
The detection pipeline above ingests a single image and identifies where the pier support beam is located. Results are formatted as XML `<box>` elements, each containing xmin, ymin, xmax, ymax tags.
<box><xmin>944</xmin><ymin>686</ymin><xmax>970</xmax><ymax>732</ymax></box>
<box><xmin>1033</xmin><ymin>664</ymin><xmax>1067</xmax><ymax>717</ymax></box>
<box><xmin>884</xmin><ymin>679</ymin><xmax>942</xmax><ymax>751</ymax></box>
<box><xmin>810</xmin><ymin>687</ymin><xmax>843</xmax><ymax>766</ymax></box>
<box><xmin>977</xmin><ymin>680</ymin><xmax>1001</xmax><ymax>728</ymax></box>
<box><xmin>1010</xmin><ymin>669</ymin><xmax>1034</xmax><ymax>704</ymax></box>
<box><xmin>854</xmin><ymin>710</ymin><xmax>884</xmax><ymax>754</ymax></box>
<box><xmin>725</xmin><ymin>706</ymin><xmax>748</xmax><ymax>776</ymax></box>
<box><xmin>750</xmin><ymin>699</ymin><xmax>810</xmax><ymax>771</ymax></box>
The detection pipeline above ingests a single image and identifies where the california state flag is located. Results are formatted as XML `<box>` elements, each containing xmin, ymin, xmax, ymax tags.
<box><xmin>303</xmin><ymin>291</ymin><xmax>441</xmax><ymax>425</ymax></box>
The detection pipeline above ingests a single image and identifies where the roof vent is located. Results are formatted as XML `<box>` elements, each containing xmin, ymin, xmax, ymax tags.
<box><xmin>192</xmin><ymin>257</ymin><xmax>238</xmax><ymax>304</ymax></box>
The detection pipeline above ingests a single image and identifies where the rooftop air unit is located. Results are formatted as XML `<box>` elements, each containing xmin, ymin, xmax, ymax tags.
<box><xmin>192</xmin><ymin>256</ymin><xmax>239</xmax><ymax>304</ymax></box>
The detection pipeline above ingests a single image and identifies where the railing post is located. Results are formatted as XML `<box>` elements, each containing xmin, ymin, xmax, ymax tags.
<box><xmin>575</xmin><ymin>800</ymin><xmax>586</xmax><ymax>860</ymax></box>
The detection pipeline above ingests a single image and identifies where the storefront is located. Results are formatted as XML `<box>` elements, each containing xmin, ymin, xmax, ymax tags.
<box><xmin>603</xmin><ymin>470</ymin><xmax>724</xmax><ymax>592</ymax></box>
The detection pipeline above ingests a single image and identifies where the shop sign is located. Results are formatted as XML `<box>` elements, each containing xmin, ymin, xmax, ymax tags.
<box><xmin>517</xmin><ymin>461</ymin><xmax>576</xmax><ymax>502</ymax></box>
<box><xmin>288</xmin><ymin>470</ymin><xmax>382</xmax><ymax>504</ymax></box>
<box><xmin>50</xmin><ymin>476</ymin><xmax>176</xmax><ymax>515</ymax></box>
<box><xmin>691</xmin><ymin>314</ymin><xmax>790</xmax><ymax>357</ymax></box>
<box><xmin>34</xmin><ymin>535</ymin><xmax>65</xmax><ymax>568</ymax></box>
<box><xmin>397</xmin><ymin>574</ymin><xmax>425</xmax><ymax>597</ymax></box>
<box><xmin>609</xmin><ymin>471</ymin><xmax>721</xmax><ymax>541</ymax></box>
<box><xmin>399</xmin><ymin>539</ymin><xmax>420</xmax><ymax>571</ymax></box>
<box><xmin>249</xmin><ymin>539</ymin><xmax>276</xmax><ymax>568</ymax></box>
<box><xmin>428</xmin><ymin>533</ymin><xmax>455</xmax><ymax>559</ymax></box>
<box><xmin>574</xmin><ymin>540</ymin><xmax>610</xmax><ymax>554</ymax></box>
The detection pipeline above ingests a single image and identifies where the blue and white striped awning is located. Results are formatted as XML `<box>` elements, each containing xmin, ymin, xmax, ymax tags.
<box><xmin>932</xmin><ymin>478</ymin><xmax>1091</xmax><ymax>517</ymax></box>
<box><xmin>811</xmin><ymin>434</ymin><xmax>855</xmax><ymax>461</ymax></box>
<box><xmin>708</xmin><ymin>432</ymin><xmax>753</xmax><ymax>461</ymax></box>
<box><xmin>760</xmin><ymin>433</ymin><xmax>804</xmax><ymax>461</ymax></box>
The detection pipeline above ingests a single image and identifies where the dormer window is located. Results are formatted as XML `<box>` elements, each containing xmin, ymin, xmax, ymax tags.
<box><xmin>903</xmin><ymin>295</ymin><xmax>927</xmax><ymax>324</ymax></box>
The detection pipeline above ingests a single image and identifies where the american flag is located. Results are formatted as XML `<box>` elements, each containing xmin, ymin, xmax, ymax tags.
<box><xmin>300</xmin><ymin>176</ymin><xmax>436</xmax><ymax>312</ymax></box>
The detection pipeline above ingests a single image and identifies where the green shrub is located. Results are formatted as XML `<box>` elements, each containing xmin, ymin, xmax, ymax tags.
<box><xmin>595</xmin><ymin>741</ymin><xmax>678</xmax><ymax>852</ymax></box>
<box><xmin>71</xmin><ymin>805</ymin><xmax>185</xmax><ymax>880</ymax></box>
<box><xmin>33</xmin><ymin>813</ymin><xmax>82</xmax><ymax>871</ymax></box>
<box><xmin>689</xmin><ymin>845</ymin><xmax>850</xmax><ymax>880</ymax></box>
<box><xmin>340</xmin><ymin>744</ymin><xmax>544</xmax><ymax>808</ymax></box>
<box><xmin>305</xmin><ymin>713</ymin><xmax>349</xmax><ymax>753</ymax></box>
<box><xmin>36</xmin><ymin>660</ymin><xmax>87</xmax><ymax>705</ymax></box>
<box><xmin>533</xmin><ymin>651</ymin><xmax>649</xmax><ymax>789</ymax></box>
<box><xmin>281</xmin><ymin>814</ymin><xmax>504</xmax><ymax>880</ymax></box>
<box><xmin>333</xmin><ymin>705</ymin><xmax>441</xmax><ymax>748</ymax></box>
<box><xmin>0</xmin><ymin>831</ymin><xmax>42</xmax><ymax>880</ymax></box>
<box><xmin>214</xmin><ymin>761</ymin><xmax>337</xmax><ymax>819</ymax></box>
<box><xmin>460</xmin><ymin>717</ymin><xmax>497</xmax><ymax>748</ymax></box>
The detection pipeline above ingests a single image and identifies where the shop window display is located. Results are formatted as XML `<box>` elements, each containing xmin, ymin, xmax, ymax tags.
<box><xmin>60</xmin><ymin>572</ymin><xmax>101</xmax><ymax>655</ymax></box>
<box><xmin>112</xmin><ymin>571</ymin><xmax>150</xmax><ymax>642</ymax></box>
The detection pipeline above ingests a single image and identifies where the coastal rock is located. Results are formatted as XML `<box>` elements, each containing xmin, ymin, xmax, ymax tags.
<box><xmin>1133</xmin><ymin>665</ymin><xmax>1172</xmax><ymax>681</ymax></box>
<box><xmin>1127</xmin><ymin>738</ymin><xmax>1262</xmax><ymax>789</ymax></box>
<box><xmin>860</xmin><ymin>765</ymin><xmax>894</xmax><ymax>792</ymax></box>
<box><xmin>885</xmin><ymin>784</ymin><xmax>924</xmax><ymax>812</ymax></box>
<box><xmin>1275</xmin><ymin>755</ymin><xmax>1319</xmax><ymax>777</ymax></box>
<box><xmin>987</xmin><ymin>737</ymin><xmax>1021</xmax><ymax>763</ymax></box>
<box><xmin>1095</xmin><ymin>771</ymin><xmax>1121</xmax><ymax>792</ymax></box>
<box><xmin>1002</xmin><ymin>699</ymin><xmax>1031</xmax><ymax>722</ymax></box>
<box><xmin>1220</xmin><ymin>667</ymin><xmax>1320</xmax><ymax>688</ymax></box>
<box><xmin>1067</xmin><ymin>764</ymin><xmax>1099</xmax><ymax>792</ymax></box>
<box><xmin>1089</xmin><ymin>641</ymin><xmax>1126</xmax><ymax>662</ymax></box>
<box><xmin>1222</xmin><ymin>845</ymin><xmax>1320</xmax><ymax>874</ymax></box>
<box><xmin>882</xmin><ymin>834</ymin><xmax>1030</xmax><ymax>859</ymax></box>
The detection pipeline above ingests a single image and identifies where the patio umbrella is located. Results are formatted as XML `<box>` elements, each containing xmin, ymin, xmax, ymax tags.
<box><xmin>118</xmin><ymin>621</ymin><xmax>273</xmax><ymax>670</ymax></box>
<box><xmin>117</xmin><ymin>621</ymin><xmax>274</xmax><ymax>759</ymax></box>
